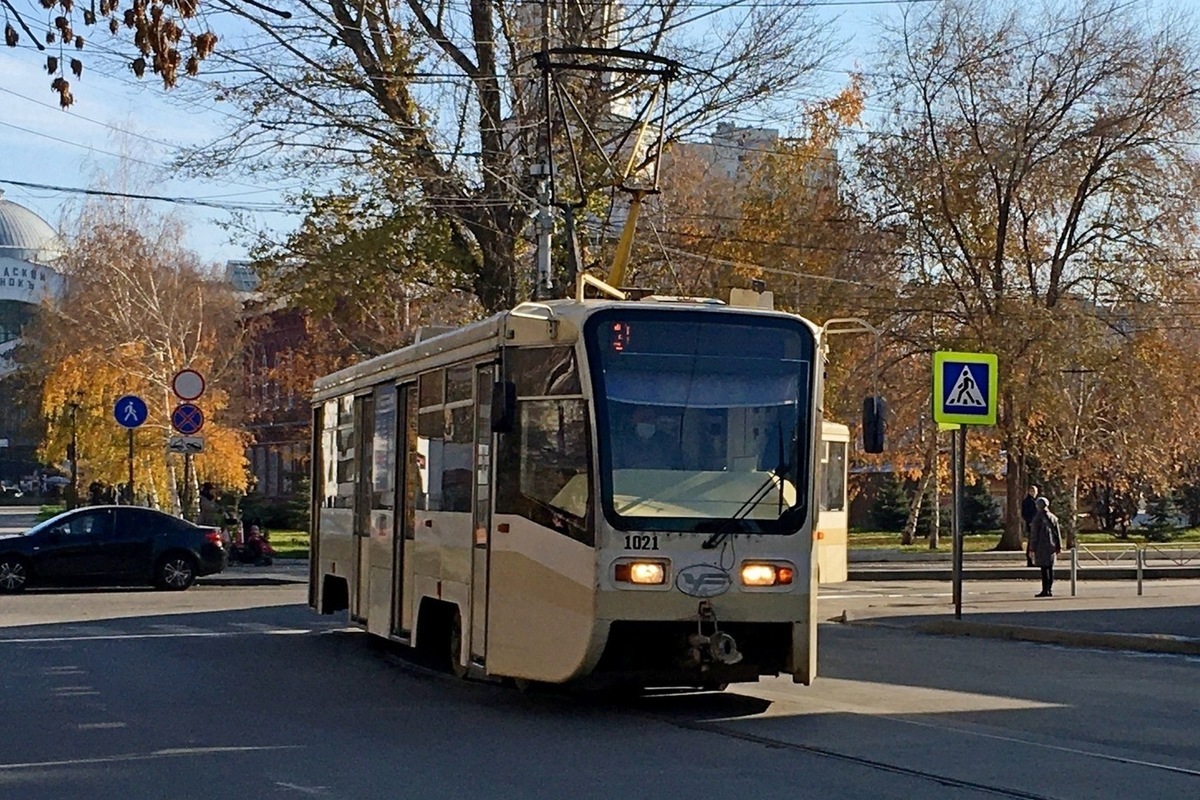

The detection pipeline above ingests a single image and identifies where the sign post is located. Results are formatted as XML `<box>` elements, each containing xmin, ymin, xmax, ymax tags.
<box><xmin>171</xmin><ymin>369</ymin><xmax>206</xmax><ymax>521</ymax></box>
<box><xmin>114</xmin><ymin>394</ymin><xmax>148</xmax><ymax>503</ymax></box>
<box><xmin>932</xmin><ymin>352</ymin><xmax>999</xmax><ymax>620</ymax></box>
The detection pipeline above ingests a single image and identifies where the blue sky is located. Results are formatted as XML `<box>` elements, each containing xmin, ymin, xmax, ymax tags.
<box><xmin>0</xmin><ymin>1</ymin><xmax>891</xmax><ymax>267</ymax></box>
<box><xmin>0</xmin><ymin>43</ymin><xmax>305</xmax><ymax>266</ymax></box>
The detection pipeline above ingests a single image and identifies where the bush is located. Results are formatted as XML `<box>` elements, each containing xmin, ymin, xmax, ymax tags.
<box><xmin>239</xmin><ymin>490</ymin><xmax>309</xmax><ymax>531</ymax></box>
<box><xmin>962</xmin><ymin>479</ymin><xmax>1002</xmax><ymax>533</ymax></box>
<box><xmin>914</xmin><ymin>492</ymin><xmax>950</xmax><ymax>537</ymax></box>
<box><xmin>1144</xmin><ymin>493</ymin><xmax>1178</xmax><ymax>542</ymax></box>
<box><xmin>870</xmin><ymin>473</ymin><xmax>909</xmax><ymax>532</ymax></box>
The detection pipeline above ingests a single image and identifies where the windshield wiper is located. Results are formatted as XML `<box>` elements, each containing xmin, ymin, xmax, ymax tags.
<box><xmin>702</xmin><ymin>420</ymin><xmax>795</xmax><ymax>550</ymax></box>
<box><xmin>701</xmin><ymin>469</ymin><xmax>786</xmax><ymax>550</ymax></box>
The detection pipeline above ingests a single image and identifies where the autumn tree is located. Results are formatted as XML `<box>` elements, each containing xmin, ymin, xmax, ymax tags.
<box><xmin>245</xmin><ymin>181</ymin><xmax>481</xmax><ymax>360</ymax></box>
<box><xmin>180</xmin><ymin>0</ymin><xmax>834</xmax><ymax>313</ymax></box>
<box><xmin>22</xmin><ymin>199</ymin><xmax>249</xmax><ymax>513</ymax></box>
<box><xmin>858</xmin><ymin>0</ymin><xmax>1200</xmax><ymax>548</ymax></box>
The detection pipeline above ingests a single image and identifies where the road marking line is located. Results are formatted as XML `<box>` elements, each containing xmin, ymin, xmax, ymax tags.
<box><xmin>0</xmin><ymin>629</ymin><xmax>314</xmax><ymax>644</ymax></box>
<box><xmin>275</xmin><ymin>782</ymin><xmax>330</xmax><ymax>795</ymax></box>
<box><xmin>0</xmin><ymin>745</ymin><xmax>304</xmax><ymax>771</ymax></box>
<box><xmin>76</xmin><ymin>722</ymin><xmax>127</xmax><ymax>730</ymax></box>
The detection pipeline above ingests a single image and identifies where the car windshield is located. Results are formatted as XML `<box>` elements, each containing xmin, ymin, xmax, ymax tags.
<box><xmin>585</xmin><ymin>308</ymin><xmax>815</xmax><ymax>534</ymax></box>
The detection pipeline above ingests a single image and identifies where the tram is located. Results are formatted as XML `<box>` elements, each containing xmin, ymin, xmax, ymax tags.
<box><xmin>309</xmin><ymin>278</ymin><xmax>881</xmax><ymax>689</ymax></box>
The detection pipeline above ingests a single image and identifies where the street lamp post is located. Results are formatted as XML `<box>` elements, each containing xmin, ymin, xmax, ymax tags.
<box><xmin>67</xmin><ymin>392</ymin><xmax>82</xmax><ymax>509</ymax></box>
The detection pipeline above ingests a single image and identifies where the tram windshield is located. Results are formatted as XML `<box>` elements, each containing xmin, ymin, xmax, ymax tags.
<box><xmin>584</xmin><ymin>309</ymin><xmax>815</xmax><ymax>534</ymax></box>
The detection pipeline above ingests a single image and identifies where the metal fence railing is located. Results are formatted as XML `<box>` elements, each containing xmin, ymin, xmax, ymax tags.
<box><xmin>1069</xmin><ymin>543</ymin><xmax>1200</xmax><ymax>596</ymax></box>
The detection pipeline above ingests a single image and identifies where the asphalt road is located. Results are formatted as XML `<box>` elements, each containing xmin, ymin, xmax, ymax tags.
<box><xmin>2</xmin><ymin>582</ymin><xmax>1199</xmax><ymax>800</ymax></box>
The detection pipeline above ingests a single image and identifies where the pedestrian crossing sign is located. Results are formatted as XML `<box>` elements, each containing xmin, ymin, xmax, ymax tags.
<box><xmin>933</xmin><ymin>351</ymin><xmax>998</xmax><ymax>426</ymax></box>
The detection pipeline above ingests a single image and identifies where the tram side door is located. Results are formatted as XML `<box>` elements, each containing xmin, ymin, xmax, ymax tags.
<box><xmin>470</xmin><ymin>364</ymin><xmax>494</xmax><ymax>664</ymax></box>
<box><xmin>351</xmin><ymin>393</ymin><xmax>373</xmax><ymax>623</ymax></box>
<box><xmin>392</xmin><ymin>383</ymin><xmax>417</xmax><ymax>638</ymax></box>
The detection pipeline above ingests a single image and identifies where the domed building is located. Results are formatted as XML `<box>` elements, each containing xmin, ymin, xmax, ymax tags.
<box><xmin>0</xmin><ymin>192</ymin><xmax>65</xmax><ymax>482</ymax></box>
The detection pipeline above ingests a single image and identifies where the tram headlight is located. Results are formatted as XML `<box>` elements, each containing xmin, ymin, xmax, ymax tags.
<box><xmin>614</xmin><ymin>560</ymin><xmax>668</xmax><ymax>585</ymax></box>
<box><xmin>740</xmin><ymin>562</ymin><xmax>795</xmax><ymax>587</ymax></box>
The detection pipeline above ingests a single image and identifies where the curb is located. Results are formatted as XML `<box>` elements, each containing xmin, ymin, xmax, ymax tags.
<box><xmin>198</xmin><ymin>576</ymin><xmax>307</xmax><ymax>587</ymax></box>
<box><xmin>833</xmin><ymin>611</ymin><xmax>1200</xmax><ymax>656</ymax></box>
<box><xmin>918</xmin><ymin>619</ymin><xmax>1200</xmax><ymax>656</ymax></box>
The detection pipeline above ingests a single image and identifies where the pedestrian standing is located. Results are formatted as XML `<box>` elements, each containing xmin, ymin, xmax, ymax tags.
<box><xmin>1029</xmin><ymin>496</ymin><xmax>1062</xmax><ymax>597</ymax></box>
<box><xmin>1022</xmin><ymin>484</ymin><xmax>1040</xmax><ymax>567</ymax></box>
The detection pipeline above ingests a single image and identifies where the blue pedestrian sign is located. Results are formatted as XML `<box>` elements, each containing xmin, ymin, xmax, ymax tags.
<box><xmin>932</xmin><ymin>351</ymin><xmax>998</xmax><ymax>426</ymax></box>
<box><xmin>114</xmin><ymin>395</ymin><xmax>148</xmax><ymax>429</ymax></box>
<box><xmin>171</xmin><ymin>403</ymin><xmax>205</xmax><ymax>435</ymax></box>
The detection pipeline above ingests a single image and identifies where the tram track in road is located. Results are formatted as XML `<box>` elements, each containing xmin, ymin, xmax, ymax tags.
<box><xmin>366</xmin><ymin>643</ymin><xmax>1059</xmax><ymax>799</ymax></box>
<box><xmin>359</xmin><ymin>630</ymin><xmax>1200</xmax><ymax>799</ymax></box>
<box><xmin>660</xmin><ymin>718</ymin><xmax>1058</xmax><ymax>800</ymax></box>
<box><xmin>643</xmin><ymin>676</ymin><xmax>1200</xmax><ymax>800</ymax></box>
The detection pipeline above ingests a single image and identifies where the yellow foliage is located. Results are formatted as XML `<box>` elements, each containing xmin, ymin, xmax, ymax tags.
<box><xmin>39</xmin><ymin>346</ymin><xmax>249</xmax><ymax>500</ymax></box>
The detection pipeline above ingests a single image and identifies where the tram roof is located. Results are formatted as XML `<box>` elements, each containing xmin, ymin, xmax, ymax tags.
<box><xmin>312</xmin><ymin>296</ymin><xmax>820</xmax><ymax>403</ymax></box>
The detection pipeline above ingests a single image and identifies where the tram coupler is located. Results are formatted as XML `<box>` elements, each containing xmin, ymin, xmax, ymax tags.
<box><xmin>686</xmin><ymin>600</ymin><xmax>743</xmax><ymax>667</ymax></box>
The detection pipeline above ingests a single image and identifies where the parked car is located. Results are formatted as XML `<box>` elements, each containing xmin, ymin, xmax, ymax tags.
<box><xmin>0</xmin><ymin>481</ymin><xmax>23</xmax><ymax>498</ymax></box>
<box><xmin>0</xmin><ymin>506</ymin><xmax>227</xmax><ymax>593</ymax></box>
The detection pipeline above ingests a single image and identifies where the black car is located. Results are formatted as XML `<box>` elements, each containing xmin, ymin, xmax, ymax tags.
<box><xmin>0</xmin><ymin>506</ymin><xmax>227</xmax><ymax>593</ymax></box>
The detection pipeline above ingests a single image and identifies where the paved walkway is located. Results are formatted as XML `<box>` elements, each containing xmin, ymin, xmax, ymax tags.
<box><xmin>0</xmin><ymin>505</ymin><xmax>42</xmax><ymax>536</ymax></box>
<box><xmin>199</xmin><ymin>560</ymin><xmax>308</xmax><ymax>586</ymax></box>
<box><xmin>824</xmin><ymin>578</ymin><xmax>1200</xmax><ymax>656</ymax></box>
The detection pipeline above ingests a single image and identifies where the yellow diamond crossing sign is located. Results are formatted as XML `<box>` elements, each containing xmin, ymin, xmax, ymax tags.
<box><xmin>933</xmin><ymin>351</ymin><xmax>998</xmax><ymax>426</ymax></box>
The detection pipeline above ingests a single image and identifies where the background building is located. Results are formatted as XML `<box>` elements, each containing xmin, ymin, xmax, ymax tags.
<box><xmin>0</xmin><ymin>192</ymin><xmax>65</xmax><ymax>482</ymax></box>
<box><xmin>225</xmin><ymin>260</ymin><xmax>309</xmax><ymax>500</ymax></box>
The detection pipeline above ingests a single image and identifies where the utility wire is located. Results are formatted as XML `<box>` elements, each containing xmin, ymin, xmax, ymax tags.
<box><xmin>0</xmin><ymin>177</ymin><xmax>298</xmax><ymax>213</ymax></box>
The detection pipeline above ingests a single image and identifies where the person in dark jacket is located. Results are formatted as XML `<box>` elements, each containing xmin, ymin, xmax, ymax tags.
<box><xmin>1028</xmin><ymin>496</ymin><xmax>1062</xmax><ymax>597</ymax></box>
<box><xmin>1021</xmin><ymin>484</ymin><xmax>1040</xmax><ymax>567</ymax></box>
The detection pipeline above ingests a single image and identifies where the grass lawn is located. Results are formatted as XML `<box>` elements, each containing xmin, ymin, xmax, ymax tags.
<box><xmin>37</xmin><ymin>504</ymin><xmax>66</xmax><ymax>522</ymax></box>
<box><xmin>851</xmin><ymin>528</ymin><xmax>1200</xmax><ymax>551</ymax></box>
<box><xmin>266</xmin><ymin>529</ymin><xmax>309</xmax><ymax>560</ymax></box>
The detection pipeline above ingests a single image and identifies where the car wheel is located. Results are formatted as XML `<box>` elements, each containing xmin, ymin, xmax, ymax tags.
<box><xmin>155</xmin><ymin>554</ymin><xmax>197</xmax><ymax>590</ymax></box>
<box><xmin>0</xmin><ymin>556</ymin><xmax>28</xmax><ymax>593</ymax></box>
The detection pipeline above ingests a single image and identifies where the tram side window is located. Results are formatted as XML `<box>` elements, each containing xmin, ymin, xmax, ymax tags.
<box><xmin>334</xmin><ymin>396</ymin><xmax>356</xmax><ymax>509</ymax></box>
<box><xmin>315</xmin><ymin>396</ymin><xmax>355</xmax><ymax>511</ymax></box>
<box><xmin>442</xmin><ymin>406</ymin><xmax>474</xmax><ymax>512</ymax></box>
<box><xmin>417</xmin><ymin>410</ymin><xmax>443</xmax><ymax>511</ymax></box>
<box><xmin>822</xmin><ymin>440</ymin><xmax>847</xmax><ymax>512</ymax></box>
<box><xmin>372</xmin><ymin>385</ymin><xmax>397</xmax><ymax>509</ymax></box>
<box><xmin>402</xmin><ymin>387</ymin><xmax>420</xmax><ymax>538</ymax></box>
<box><xmin>507</xmin><ymin>347</ymin><xmax>581</xmax><ymax>396</ymax></box>
<box><xmin>446</xmin><ymin>365</ymin><xmax>473</xmax><ymax>403</ymax></box>
<box><xmin>322</xmin><ymin>400</ymin><xmax>339</xmax><ymax>509</ymax></box>
<box><xmin>496</xmin><ymin>399</ymin><xmax>592</xmax><ymax>544</ymax></box>
<box><xmin>419</xmin><ymin>370</ymin><xmax>444</xmax><ymax>407</ymax></box>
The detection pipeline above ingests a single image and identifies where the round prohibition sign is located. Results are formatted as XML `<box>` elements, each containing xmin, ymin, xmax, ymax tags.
<box><xmin>171</xmin><ymin>403</ymin><xmax>205</xmax><ymax>435</ymax></box>
<box><xmin>172</xmin><ymin>368</ymin><xmax>206</xmax><ymax>401</ymax></box>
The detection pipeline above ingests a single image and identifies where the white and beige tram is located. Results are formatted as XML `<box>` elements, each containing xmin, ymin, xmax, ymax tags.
<box><xmin>816</xmin><ymin>421</ymin><xmax>850</xmax><ymax>584</ymax></box>
<box><xmin>309</xmin><ymin>280</ymin><xmax>879</xmax><ymax>690</ymax></box>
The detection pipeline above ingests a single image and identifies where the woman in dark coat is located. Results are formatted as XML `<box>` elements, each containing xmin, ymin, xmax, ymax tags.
<box><xmin>1028</xmin><ymin>496</ymin><xmax>1063</xmax><ymax>597</ymax></box>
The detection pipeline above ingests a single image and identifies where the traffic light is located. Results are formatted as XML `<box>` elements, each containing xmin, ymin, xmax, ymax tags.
<box><xmin>862</xmin><ymin>395</ymin><xmax>886</xmax><ymax>454</ymax></box>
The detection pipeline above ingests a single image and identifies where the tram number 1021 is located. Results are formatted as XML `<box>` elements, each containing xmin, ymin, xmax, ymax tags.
<box><xmin>624</xmin><ymin>534</ymin><xmax>659</xmax><ymax>551</ymax></box>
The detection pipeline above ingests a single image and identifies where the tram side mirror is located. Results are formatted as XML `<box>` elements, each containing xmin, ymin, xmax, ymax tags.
<box><xmin>862</xmin><ymin>395</ymin><xmax>886</xmax><ymax>454</ymax></box>
<box><xmin>491</xmin><ymin>380</ymin><xmax>517</xmax><ymax>433</ymax></box>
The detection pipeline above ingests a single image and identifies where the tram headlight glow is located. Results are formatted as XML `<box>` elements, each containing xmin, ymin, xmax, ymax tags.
<box><xmin>614</xmin><ymin>560</ymin><xmax>667</xmax><ymax>585</ymax></box>
<box><xmin>740</xmin><ymin>562</ymin><xmax>795</xmax><ymax>587</ymax></box>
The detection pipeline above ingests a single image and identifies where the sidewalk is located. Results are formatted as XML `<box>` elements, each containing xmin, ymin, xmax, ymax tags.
<box><xmin>826</xmin><ymin>578</ymin><xmax>1200</xmax><ymax>657</ymax></box>
<box><xmin>847</xmin><ymin>547</ymin><xmax>1200</xmax><ymax>581</ymax></box>
<box><xmin>199</xmin><ymin>560</ymin><xmax>309</xmax><ymax>586</ymax></box>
